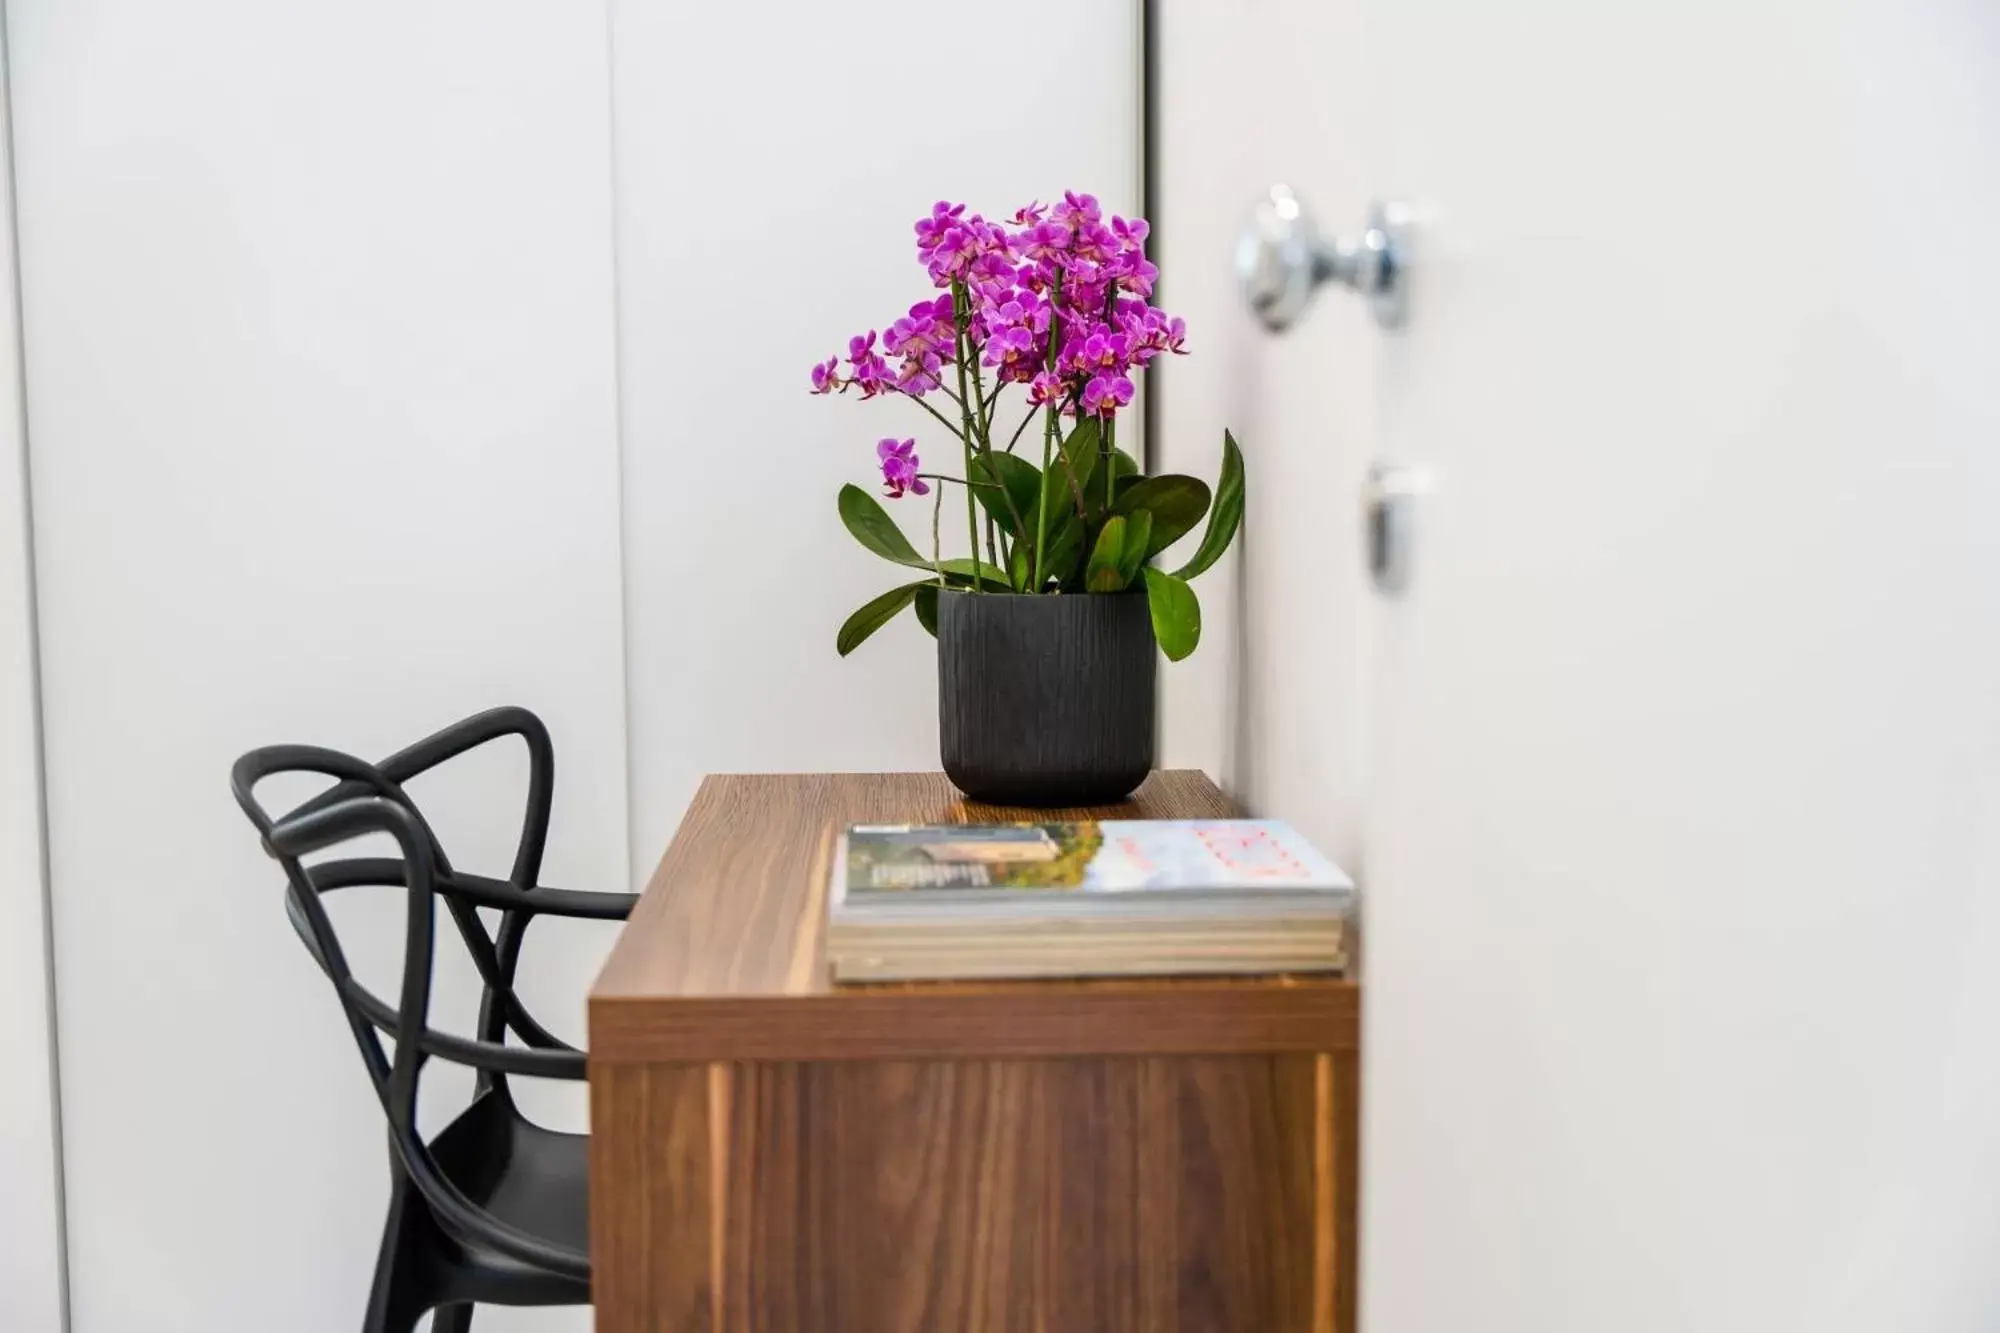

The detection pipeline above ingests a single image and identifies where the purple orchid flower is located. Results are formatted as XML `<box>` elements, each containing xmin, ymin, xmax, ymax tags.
<box><xmin>895</xmin><ymin>352</ymin><xmax>943</xmax><ymax>396</ymax></box>
<box><xmin>1083</xmin><ymin>330</ymin><xmax>1130</xmax><ymax>372</ymax></box>
<box><xmin>968</xmin><ymin>248</ymin><xmax>1018</xmax><ymax>295</ymax></box>
<box><xmin>1018</xmin><ymin>220</ymin><xmax>1071</xmax><ymax>266</ymax></box>
<box><xmin>1112</xmin><ymin>254</ymin><xmax>1159</xmax><ymax>297</ymax></box>
<box><xmin>885</xmin><ymin>297</ymin><xmax>953</xmax><ymax>359</ymax></box>
<box><xmin>1052</xmin><ymin>191</ymin><xmax>1102</xmax><ymax>232</ymax></box>
<box><xmin>1071</xmin><ymin>221</ymin><xmax>1118</xmax><ymax>265</ymax></box>
<box><xmin>924</xmin><ymin>224</ymin><xmax>983</xmax><ymax>282</ymax></box>
<box><xmin>877</xmin><ymin>438</ymin><xmax>929</xmax><ymax>499</ymax></box>
<box><xmin>811</xmin><ymin>196</ymin><xmax>1184</xmax><ymax>500</ymax></box>
<box><xmin>809</xmin><ymin>355</ymin><xmax>841</xmax><ymax>395</ymax></box>
<box><xmin>913</xmin><ymin>201</ymin><xmax>966</xmax><ymax>252</ymax></box>
<box><xmin>842</xmin><ymin>330</ymin><xmax>894</xmax><ymax>398</ymax></box>
<box><xmin>1081</xmin><ymin>372</ymin><xmax>1134</xmax><ymax>418</ymax></box>
<box><xmin>851</xmin><ymin>354</ymin><xmax>893</xmax><ymax>398</ymax></box>
<box><xmin>982</xmin><ymin>323</ymin><xmax>1036</xmax><ymax>371</ymax></box>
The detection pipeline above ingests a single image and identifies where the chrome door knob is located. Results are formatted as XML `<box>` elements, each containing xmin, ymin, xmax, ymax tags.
<box><xmin>1236</xmin><ymin>186</ymin><xmax>1409</xmax><ymax>333</ymax></box>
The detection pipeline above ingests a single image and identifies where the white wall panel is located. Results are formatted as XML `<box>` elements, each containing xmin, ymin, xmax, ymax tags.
<box><xmin>10</xmin><ymin>4</ymin><xmax>626</xmax><ymax>1329</ymax></box>
<box><xmin>0</xmin><ymin>12</ymin><xmax>66</xmax><ymax>1328</ymax></box>
<box><xmin>609</xmin><ymin>0</ymin><xmax>1142</xmax><ymax>881</ymax></box>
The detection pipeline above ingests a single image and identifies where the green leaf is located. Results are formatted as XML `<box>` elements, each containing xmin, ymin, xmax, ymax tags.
<box><xmin>1116</xmin><ymin>475</ymin><xmax>1212</xmax><ymax>557</ymax></box>
<box><xmin>1008</xmin><ymin>541</ymin><xmax>1032</xmax><ymax>592</ymax></box>
<box><xmin>913</xmin><ymin>583</ymin><xmax>939</xmax><ymax>638</ymax></box>
<box><xmin>969</xmin><ymin>452</ymin><xmax>1041</xmax><ymax>540</ymax></box>
<box><xmin>1084</xmin><ymin>516</ymin><xmax>1130</xmax><ymax>592</ymax></box>
<box><xmin>838</xmin><ymin>483</ymin><xmax>928</xmax><ymax>570</ymax></box>
<box><xmin>1107</xmin><ymin>448</ymin><xmax>1143</xmax><ymax>507</ymax></box>
<box><xmin>837</xmin><ymin>582</ymin><xmax>923</xmax><ymax>656</ymax></box>
<box><xmin>1142</xmin><ymin>568</ymin><xmax>1201</xmax><ymax>661</ymax></box>
<box><xmin>1171</xmin><ymin>430</ymin><xmax>1245</xmax><ymax>581</ymax></box>
<box><xmin>1041</xmin><ymin>417</ymin><xmax>1100</xmax><ymax>521</ymax></box>
<box><xmin>1116</xmin><ymin>509</ymin><xmax>1153</xmax><ymax>587</ymax></box>
<box><xmin>1063</xmin><ymin>417</ymin><xmax>1103</xmax><ymax>481</ymax></box>
<box><xmin>934</xmin><ymin>557</ymin><xmax>1014</xmax><ymax>590</ymax></box>
<box><xmin>1040</xmin><ymin>517</ymin><xmax>1085</xmax><ymax>590</ymax></box>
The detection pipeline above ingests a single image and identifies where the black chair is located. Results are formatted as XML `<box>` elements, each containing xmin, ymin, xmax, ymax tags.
<box><xmin>230</xmin><ymin>706</ymin><xmax>636</xmax><ymax>1332</ymax></box>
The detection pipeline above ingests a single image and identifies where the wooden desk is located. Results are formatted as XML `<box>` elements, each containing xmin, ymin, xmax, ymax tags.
<box><xmin>588</xmin><ymin>772</ymin><xmax>1360</xmax><ymax>1333</ymax></box>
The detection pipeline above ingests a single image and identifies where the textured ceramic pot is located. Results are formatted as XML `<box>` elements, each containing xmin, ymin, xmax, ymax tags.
<box><xmin>936</xmin><ymin>590</ymin><xmax>1156</xmax><ymax>806</ymax></box>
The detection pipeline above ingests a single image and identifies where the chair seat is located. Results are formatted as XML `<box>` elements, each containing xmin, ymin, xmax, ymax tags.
<box><xmin>425</xmin><ymin>1092</ymin><xmax>592</xmax><ymax>1306</ymax></box>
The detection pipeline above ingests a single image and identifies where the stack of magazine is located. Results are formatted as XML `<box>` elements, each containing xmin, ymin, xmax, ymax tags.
<box><xmin>826</xmin><ymin>819</ymin><xmax>1354</xmax><ymax>983</ymax></box>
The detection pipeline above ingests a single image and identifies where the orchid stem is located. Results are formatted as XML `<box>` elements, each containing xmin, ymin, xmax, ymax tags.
<box><xmin>949</xmin><ymin>281</ymin><xmax>983</xmax><ymax>592</ymax></box>
<box><xmin>1004</xmin><ymin>407</ymin><xmax>1036</xmax><ymax>453</ymax></box>
<box><xmin>931</xmin><ymin>483</ymin><xmax>945</xmax><ymax>587</ymax></box>
<box><xmin>969</xmin><ymin>354</ymin><xmax>993</xmax><ymax>453</ymax></box>
<box><xmin>1104</xmin><ymin>413</ymin><xmax>1117</xmax><ymax>515</ymax></box>
<box><xmin>1034</xmin><ymin>406</ymin><xmax>1057</xmax><ymax>592</ymax></box>
<box><xmin>915</xmin><ymin>473</ymin><xmax>999</xmax><ymax>489</ymax></box>
<box><xmin>965</xmin><ymin>327</ymin><xmax>1025</xmax><ymax>581</ymax></box>
<box><xmin>897</xmin><ymin>389</ymin><xmax>964</xmax><ymax>438</ymax></box>
<box><xmin>1032</xmin><ymin>268</ymin><xmax>1068</xmax><ymax>593</ymax></box>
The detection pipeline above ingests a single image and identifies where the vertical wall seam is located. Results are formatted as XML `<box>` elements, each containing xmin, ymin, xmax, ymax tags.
<box><xmin>1139</xmin><ymin>0</ymin><xmax>1161</xmax><ymax>765</ymax></box>
<box><xmin>600</xmin><ymin>0</ymin><xmax>641</xmax><ymax>891</ymax></box>
<box><xmin>1139</xmin><ymin>0</ymin><xmax>1159</xmax><ymax>476</ymax></box>
<box><xmin>0</xmin><ymin>1</ymin><xmax>73</xmax><ymax>1327</ymax></box>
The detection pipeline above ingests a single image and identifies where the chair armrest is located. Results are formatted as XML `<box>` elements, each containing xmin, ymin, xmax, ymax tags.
<box><xmin>443</xmin><ymin>871</ymin><xmax>638</xmax><ymax>921</ymax></box>
<box><xmin>293</xmin><ymin>859</ymin><xmax>590</xmax><ymax>1061</ymax></box>
<box><xmin>371</xmin><ymin>705</ymin><xmax>550</xmax><ymax>790</ymax></box>
<box><xmin>275</xmin><ymin>707</ymin><xmax>554</xmax><ymax>887</ymax></box>
<box><xmin>373</xmin><ymin>707</ymin><xmax>553</xmax><ymax>887</ymax></box>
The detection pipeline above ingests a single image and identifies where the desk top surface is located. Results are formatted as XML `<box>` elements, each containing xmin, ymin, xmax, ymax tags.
<box><xmin>588</xmin><ymin>772</ymin><xmax>1358</xmax><ymax>1063</ymax></box>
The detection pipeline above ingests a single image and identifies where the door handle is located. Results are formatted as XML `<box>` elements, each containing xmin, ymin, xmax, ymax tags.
<box><xmin>1236</xmin><ymin>186</ymin><xmax>1409</xmax><ymax>333</ymax></box>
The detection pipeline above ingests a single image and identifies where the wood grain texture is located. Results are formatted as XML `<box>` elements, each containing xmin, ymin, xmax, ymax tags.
<box><xmin>1331</xmin><ymin>1049</ymin><xmax>1362</xmax><ymax>1333</ymax></box>
<box><xmin>588</xmin><ymin>1062</ymin><xmax>715</xmax><ymax>1333</ymax></box>
<box><xmin>697</xmin><ymin>1054</ymin><xmax>1328</xmax><ymax>1333</ymax></box>
<box><xmin>589</xmin><ymin>773</ymin><xmax>1363</xmax><ymax>1333</ymax></box>
<box><xmin>590</xmin><ymin>772</ymin><xmax>1358</xmax><ymax>1063</ymax></box>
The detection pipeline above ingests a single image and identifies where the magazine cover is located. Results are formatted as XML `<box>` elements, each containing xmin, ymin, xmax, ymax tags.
<box><xmin>841</xmin><ymin>820</ymin><xmax>1352</xmax><ymax>894</ymax></box>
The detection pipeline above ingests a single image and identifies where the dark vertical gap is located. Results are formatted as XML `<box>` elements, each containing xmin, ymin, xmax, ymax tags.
<box><xmin>1140</xmin><ymin>0</ymin><xmax>1162</xmax><ymax>760</ymax></box>
<box><xmin>1140</xmin><ymin>0</ymin><xmax>1160</xmax><ymax>475</ymax></box>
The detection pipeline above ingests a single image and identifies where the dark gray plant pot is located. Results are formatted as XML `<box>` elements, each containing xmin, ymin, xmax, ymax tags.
<box><xmin>936</xmin><ymin>589</ymin><xmax>1157</xmax><ymax>807</ymax></box>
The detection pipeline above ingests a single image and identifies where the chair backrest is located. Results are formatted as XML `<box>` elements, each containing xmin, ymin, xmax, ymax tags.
<box><xmin>230</xmin><ymin>718</ymin><xmax>586</xmax><ymax>1278</ymax></box>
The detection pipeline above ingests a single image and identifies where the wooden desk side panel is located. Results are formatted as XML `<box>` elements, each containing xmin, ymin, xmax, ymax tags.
<box><xmin>590</xmin><ymin>1063</ymin><xmax>716</xmax><ymax>1333</ymax></box>
<box><xmin>591</xmin><ymin>1054</ymin><xmax>1352</xmax><ymax>1333</ymax></box>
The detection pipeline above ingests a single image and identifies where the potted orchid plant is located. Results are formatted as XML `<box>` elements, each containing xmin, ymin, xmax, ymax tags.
<box><xmin>812</xmin><ymin>192</ymin><xmax>1244</xmax><ymax>805</ymax></box>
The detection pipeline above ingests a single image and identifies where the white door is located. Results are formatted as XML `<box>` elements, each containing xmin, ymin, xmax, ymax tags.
<box><xmin>1179</xmin><ymin>2</ymin><xmax>2000</xmax><ymax>1330</ymax></box>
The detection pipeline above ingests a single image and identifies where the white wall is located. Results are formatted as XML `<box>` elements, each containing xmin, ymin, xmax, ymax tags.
<box><xmin>1153</xmin><ymin>0</ymin><xmax>1373</xmax><ymax>870</ymax></box>
<box><xmin>11</xmin><ymin>3</ymin><xmax>1148</xmax><ymax>1329</ymax></box>
<box><xmin>0</xmin><ymin>11</ymin><xmax>66</xmax><ymax>1328</ymax></box>
<box><xmin>609</xmin><ymin>0</ymin><xmax>1143</xmax><ymax>881</ymax></box>
<box><xmin>10</xmin><ymin>4</ymin><xmax>628</xmax><ymax>1330</ymax></box>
